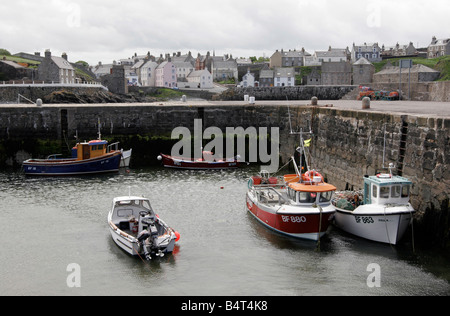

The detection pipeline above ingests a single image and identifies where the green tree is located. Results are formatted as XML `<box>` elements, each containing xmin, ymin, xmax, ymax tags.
<box><xmin>0</xmin><ymin>48</ymin><xmax>11</xmax><ymax>56</ymax></box>
<box><xmin>76</xmin><ymin>60</ymin><xmax>89</xmax><ymax>68</ymax></box>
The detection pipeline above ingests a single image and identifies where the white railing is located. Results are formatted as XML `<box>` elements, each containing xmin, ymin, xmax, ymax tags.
<box><xmin>17</xmin><ymin>94</ymin><xmax>36</xmax><ymax>105</ymax></box>
<box><xmin>0</xmin><ymin>81</ymin><xmax>108</xmax><ymax>90</ymax></box>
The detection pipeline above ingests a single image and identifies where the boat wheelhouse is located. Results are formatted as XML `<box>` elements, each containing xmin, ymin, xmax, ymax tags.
<box><xmin>246</xmin><ymin>171</ymin><xmax>337</xmax><ymax>241</ymax></box>
<box><xmin>23</xmin><ymin>139</ymin><xmax>122</xmax><ymax>176</ymax></box>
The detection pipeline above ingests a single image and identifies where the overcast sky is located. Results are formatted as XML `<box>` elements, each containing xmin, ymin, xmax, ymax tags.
<box><xmin>1</xmin><ymin>0</ymin><xmax>449</xmax><ymax>65</ymax></box>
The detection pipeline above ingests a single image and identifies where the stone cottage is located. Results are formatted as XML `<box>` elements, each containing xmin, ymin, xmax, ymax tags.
<box><xmin>352</xmin><ymin>57</ymin><xmax>375</xmax><ymax>85</ymax></box>
<box><xmin>321</xmin><ymin>61</ymin><xmax>352</xmax><ymax>85</ymax></box>
<box><xmin>37</xmin><ymin>50</ymin><xmax>76</xmax><ymax>84</ymax></box>
<box><xmin>259</xmin><ymin>68</ymin><xmax>274</xmax><ymax>87</ymax></box>
<box><xmin>373</xmin><ymin>64</ymin><xmax>440</xmax><ymax>83</ymax></box>
<box><xmin>100</xmin><ymin>65</ymin><xmax>128</xmax><ymax>94</ymax></box>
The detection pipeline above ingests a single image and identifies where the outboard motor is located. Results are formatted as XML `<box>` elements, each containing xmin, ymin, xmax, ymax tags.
<box><xmin>137</xmin><ymin>217</ymin><xmax>159</xmax><ymax>260</ymax></box>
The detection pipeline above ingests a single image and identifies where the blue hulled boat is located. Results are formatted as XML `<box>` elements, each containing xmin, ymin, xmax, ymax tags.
<box><xmin>23</xmin><ymin>140</ymin><xmax>122</xmax><ymax>176</ymax></box>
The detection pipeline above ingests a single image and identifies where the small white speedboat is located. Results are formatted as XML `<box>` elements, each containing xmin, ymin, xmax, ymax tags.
<box><xmin>332</xmin><ymin>165</ymin><xmax>415</xmax><ymax>245</ymax></box>
<box><xmin>108</xmin><ymin>195</ymin><xmax>180</xmax><ymax>260</ymax></box>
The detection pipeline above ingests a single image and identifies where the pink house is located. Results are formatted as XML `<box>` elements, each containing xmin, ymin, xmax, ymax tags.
<box><xmin>155</xmin><ymin>61</ymin><xmax>177</xmax><ymax>88</ymax></box>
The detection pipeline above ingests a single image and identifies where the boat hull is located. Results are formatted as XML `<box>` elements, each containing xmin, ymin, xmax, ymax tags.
<box><xmin>246</xmin><ymin>193</ymin><xmax>335</xmax><ymax>241</ymax></box>
<box><xmin>23</xmin><ymin>152</ymin><xmax>122</xmax><ymax>176</ymax></box>
<box><xmin>120</xmin><ymin>149</ymin><xmax>132</xmax><ymax>168</ymax></box>
<box><xmin>160</xmin><ymin>154</ymin><xmax>240</xmax><ymax>170</ymax></box>
<box><xmin>108</xmin><ymin>222</ymin><xmax>176</xmax><ymax>257</ymax></box>
<box><xmin>334</xmin><ymin>206</ymin><xmax>414</xmax><ymax>244</ymax></box>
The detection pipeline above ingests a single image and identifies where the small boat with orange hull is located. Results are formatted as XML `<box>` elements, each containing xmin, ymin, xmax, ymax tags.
<box><xmin>246</xmin><ymin>168</ymin><xmax>337</xmax><ymax>241</ymax></box>
<box><xmin>157</xmin><ymin>151</ymin><xmax>243</xmax><ymax>170</ymax></box>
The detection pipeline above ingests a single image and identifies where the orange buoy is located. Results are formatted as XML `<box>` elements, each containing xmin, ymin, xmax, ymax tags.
<box><xmin>174</xmin><ymin>231</ymin><xmax>181</xmax><ymax>242</ymax></box>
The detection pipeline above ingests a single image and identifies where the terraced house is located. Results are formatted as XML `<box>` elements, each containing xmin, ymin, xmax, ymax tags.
<box><xmin>155</xmin><ymin>61</ymin><xmax>177</xmax><ymax>88</ymax></box>
<box><xmin>427</xmin><ymin>36</ymin><xmax>450</xmax><ymax>58</ymax></box>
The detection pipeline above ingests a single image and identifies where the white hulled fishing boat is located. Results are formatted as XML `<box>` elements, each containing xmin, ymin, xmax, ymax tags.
<box><xmin>332</xmin><ymin>164</ymin><xmax>415</xmax><ymax>244</ymax></box>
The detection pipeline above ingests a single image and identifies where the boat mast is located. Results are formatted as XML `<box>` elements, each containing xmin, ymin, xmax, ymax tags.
<box><xmin>288</xmin><ymin>104</ymin><xmax>312</xmax><ymax>176</ymax></box>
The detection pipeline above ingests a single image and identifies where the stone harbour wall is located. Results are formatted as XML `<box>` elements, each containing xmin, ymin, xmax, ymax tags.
<box><xmin>303</xmin><ymin>108</ymin><xmax>449</xmax><ymax>247</ymax></box>
<box><xmin>0</xmin><ymin>103</ymin><xmax>448</xmax><ymax>248</ymax></box>
<box><xmin>216</xmin><ymin>85</ymin><xmax>357</xmax><ymax>101</ymax></box>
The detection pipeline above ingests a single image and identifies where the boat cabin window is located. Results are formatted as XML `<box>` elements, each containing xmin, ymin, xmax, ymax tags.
<box><xmin>391</xmin><ymin>185</ymin><xmax>401</xmax><ymax>198</ymax></box>
<box><xmin>401</xmin><ymin>185</ymin><xmax>410</xmax><ymax>198</ymax></box>
<box><xmin>288</xmin><ymin>187</ymin><xmax>297</xmax><ymax>202</ymax></box>
<box><xmin>91</xmin><ymin>145</ymin><xmax>104</xmax><ymax>151</ymax></box>
<box><xmin>299</xmin><ymin>191</ymin><xmax>317</xmax><ymax>203</ymax></box>
<box><xmin>117</xmin><ymin>209</ymin><xmax>134</xmax><ymax>218</ymax></box>
<box><xmin>319</xmin><ymin>191</ymin><xmax>333</xmax><ymax>203</ymax></box>
<box><xmin>380</xmin><ymin>186</ymin><xmax>390</xmax><ymax>199</ymax></box>
<box><xmin>372</xmin><ymin>184</ymin><xmax>378</xmax><ymax>198</ymax></box>
<box><xmin>116</xmin><ymin>199</ymin><xmax>152</xmax><ymax>212</ymax></box>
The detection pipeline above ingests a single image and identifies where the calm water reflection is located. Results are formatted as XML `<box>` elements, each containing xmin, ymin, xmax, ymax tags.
<box><xmin>0</xmin><ymin>167</ymin><xmax>448</xmax><ymax>296</ymax></box>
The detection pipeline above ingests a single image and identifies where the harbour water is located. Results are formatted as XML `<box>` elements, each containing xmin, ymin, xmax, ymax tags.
<box><xmin>0</xmin><ymin>167</ymin><xmax>448</xmax><ymax>296</ymax></box>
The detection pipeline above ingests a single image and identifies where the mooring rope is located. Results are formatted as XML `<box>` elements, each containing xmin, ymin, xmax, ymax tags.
<box><xmin>410</xmin><ymin>209</ymin><xmax>416</xmax><ymax>253</ymax></box>
<box><xmin>315</xmin><ymin>204</ymin><xmax>323</xmax><ymax>252</ymax></box>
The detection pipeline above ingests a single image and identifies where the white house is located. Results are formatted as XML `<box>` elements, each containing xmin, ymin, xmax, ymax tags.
<box><xmin>274</xmin><ymin>67</ymin><xmax>295</xmax><ymax>87</ymax></box>
<box><xmin>241</xmin><ymin>69</ymin><xmax>255</xmax><ymax>87</ymax></box>
<box><xmin>186</xmin><ymin>69</ymin><xmax>214</xmax><ymax>89</ymax></box>
<box><xmin>140</xmin><ymin>60</ymin><xmax>158</xmax><ymax>86</ymax></box>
